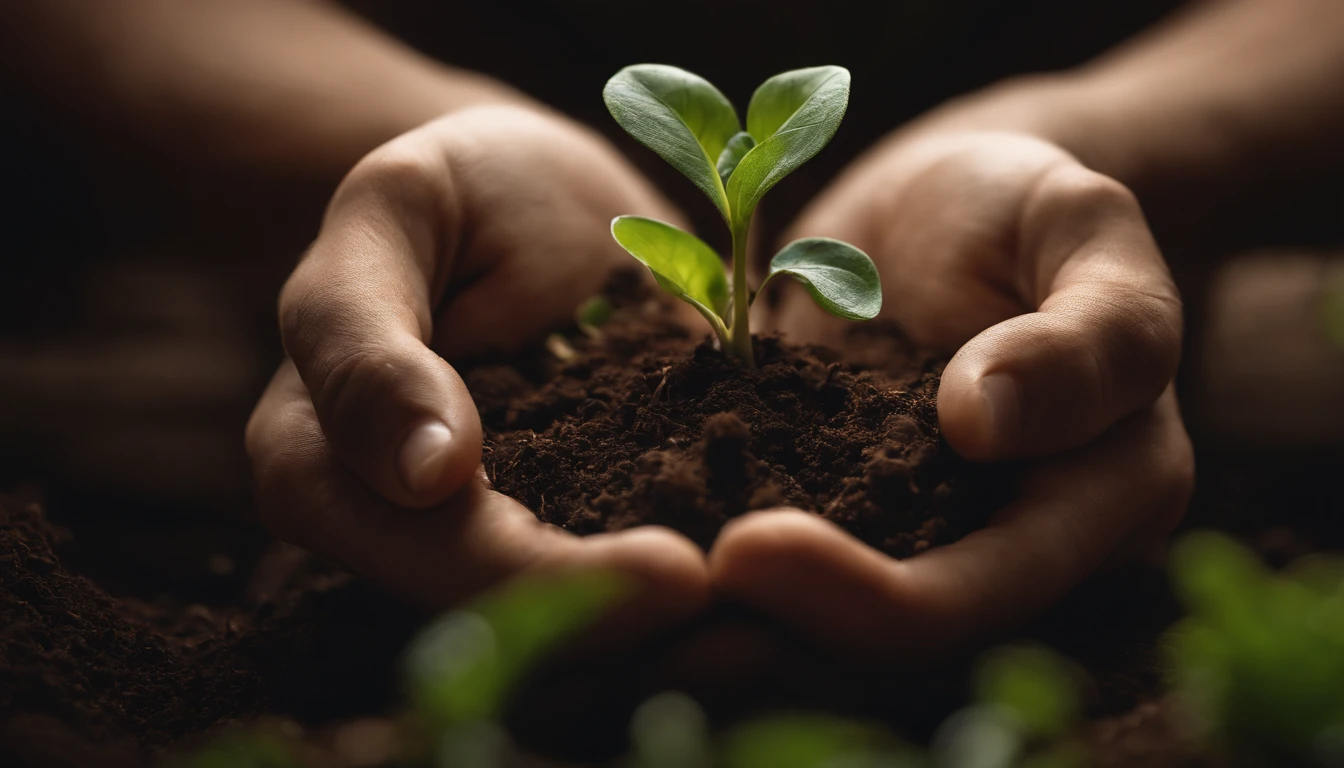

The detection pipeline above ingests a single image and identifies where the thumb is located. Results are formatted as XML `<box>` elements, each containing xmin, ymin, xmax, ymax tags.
<box><xmin>938</xmin><ymin>167</ymin><xmax>1182</xmax><ymax>460</ymax></box>
<box><xmin>279</xmin><ymin>141</ymin><xmax>482</xmax><ymax>508</ymax></box>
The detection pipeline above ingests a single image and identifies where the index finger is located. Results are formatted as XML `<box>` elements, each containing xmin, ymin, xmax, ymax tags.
<box><xmin>939</xmin><ymin>164</ymin><xmax>1183</xmax><ymax>460</ymax></box>
<box><xmin>278</xmin><ymin>121</ymin><xmax>482</xmax><ymax>510</ymax></box>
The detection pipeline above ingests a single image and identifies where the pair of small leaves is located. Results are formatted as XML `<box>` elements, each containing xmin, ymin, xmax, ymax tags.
<box><xmin>611</xmin><ymin>216</ymin><xmax>881</xmax><ymax>329</ymax></box>
<box><xmin>604</xmin><ymin>64</ymin><xmax>849</xmax><ymax>227</ymax></box>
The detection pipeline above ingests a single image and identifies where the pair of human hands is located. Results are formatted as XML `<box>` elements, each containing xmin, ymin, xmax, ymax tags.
<box><xmin>246</xmin><ymin>103</ymin><xmax>1193</xmax><ymax>657</ymax></box>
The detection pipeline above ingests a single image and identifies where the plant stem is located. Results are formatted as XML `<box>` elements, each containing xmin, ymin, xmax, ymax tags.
<box><xmin>729</xmin><ymin>218</ymin><xmax>755</xmax><ymax>368</ymax></box>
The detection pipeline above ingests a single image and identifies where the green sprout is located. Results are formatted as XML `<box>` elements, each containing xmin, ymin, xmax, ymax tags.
<box><xmin>604</xmin><ymin>64</ymin><xmax>882</xmax><ymax>367</ymax></box>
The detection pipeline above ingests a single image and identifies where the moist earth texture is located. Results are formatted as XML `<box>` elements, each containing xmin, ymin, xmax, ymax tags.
<box><xmin>466</xmin><ymin>276</ymin><xmax>1008</xmax><ymax>557</ymax></box>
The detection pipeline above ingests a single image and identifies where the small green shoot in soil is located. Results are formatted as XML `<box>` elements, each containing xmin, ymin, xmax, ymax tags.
<box><xmin>604</xmin><ymin>64</ymin><xmax>882</xmax><ymax>367</ymax></box>
<box><xmin>1167</xmin><ymin>531</ymin><xmax>1344</xmax><ymax>765</ymax></box>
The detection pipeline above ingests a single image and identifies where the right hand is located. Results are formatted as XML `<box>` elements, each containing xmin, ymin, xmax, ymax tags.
<box><xmin>713</xmin><ymin>129</ymin><xmax>1193</xmax><ymax>657</ymax></box>
<box><xmin>245</xmin><ymin>105</ymin><xmax>709</xmax><ymax>637</ymax></box>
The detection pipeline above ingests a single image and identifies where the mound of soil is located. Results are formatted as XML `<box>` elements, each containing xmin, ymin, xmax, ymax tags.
<box><xmin>468</xmin><ymin>276</ymin><xmax>1008</xmax><ymax>557</ymax></box>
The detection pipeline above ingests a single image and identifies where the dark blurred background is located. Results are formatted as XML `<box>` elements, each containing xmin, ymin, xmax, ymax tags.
<box><xmin>0</xmin><ymin>0</ymin><xmax>1339</xmax><ymax>530</ymax></box>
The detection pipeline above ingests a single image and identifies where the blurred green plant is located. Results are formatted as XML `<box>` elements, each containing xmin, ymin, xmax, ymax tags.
<box><xmin>404</xmin><ymin>570</ymin><xmax>628</xmax><ymax>726</ymax></box>
<box><xmin>1167</xmin><ymin>531</ymin><xmax>1344</xmax><ymax>766</ymax></box>
<box><xmin>624</xmin><ymin>645</ymin><xmax>1087</xmax><ymax>768</ymax></box>
<box><xmin>577</xmin><ymin>295</ymin><xmax>616</xmax><ymax>336</ymax></box>
<box><xmin>176</xmin><ymin>726</ymin><xmax>299</xmax><ymax>768</ymax></box>
<box><xmin>929</xmin><ymin>646</ymin><xmax>1088</xmax><ymax>768</ymax></box>
<box><xmin>1323</xmin><ymin>270</ymin><xmax>1344</xmax><ymax>349</ymax></box>
<box><xmin>181</xmin><ymin>570</ymin><xmax>1098</xmax><ymax>768</ymax></box>
<box><xmin>629</xmin><ymin>691</ymin><xmax>715</xmax><ymax>768</ymax></box>
<box><xmin>722</xmin><ymin>714</ymin><xmax>917</xmax><ymax>768</ymax></box>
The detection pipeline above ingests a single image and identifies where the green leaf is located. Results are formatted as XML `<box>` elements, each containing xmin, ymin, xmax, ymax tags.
<box><xmin>727</xmin><ymin>66</ymin><xmax>850</xmax><ymax>226</ymax></box>
<box><xmin>761</xmin><ymin>237</ymin><xmax>881</xmax><ymax>320</ymax></box>
<box><xmin>1164</xmin><ymin>532</ymin><xmax>1344</xmax><ymax>759</ymax></box>
<box><xmin>611</xmin><ymin>216</ymin><xmax>730</xmax><ymax>337</ymax></box>
<box><xmin>1171</xmin><ymin>532</ymin><xmax>1268</xmax><ymax>630</ymax></box>
<box><xmin>576</xmin><ymin>295</ymin><xmax>614</xmax><ymax>331</ymax></box>
<box><xmin>180</xmin><ymin>727</ymin><xmax>299</xmax><ymax>768</ymax></box>
<box><xmin>747</xmin><ymin>66</ymin><xmax>848</xmax><ymax>142</ymax></box>
<box><xmin>1323</xmin><ymin>272</ymin><xmax>1344</xmax><ymax>349</ymax></box>
<box><xmin>930</xmin><ymin>706</ymin><xmax>1022</xmax><ymax>768</ymax></box>
<box><xmin>604</xmin><ymin>64</ymin><xmax>740</xmax><ymax>220</ymax></box>
<box><xmin>629</xmin><ymin>692</ymin><xmax>713</xmax><ymax>768</ymax></box>
<box><xmin>716</xmin><ymin>131</ymin><xmax>756</xmax><ymax>185</ymax></box>
<box><xmin>1018</xmin><ymin>742</ymin><xmax>1092</xmax><ymax>768</ymax></box>
<box><xmin>723</xmin><ymin>715</ymin><xmax>905</xmax><ymax>768</ymax></box>
<box><xmin>433</xmin><ymin>722</ymin><xmax>511</xmax><ymax>768</ymax></box>
<box><xmin>975</xmin><ymin>646</ymin><xmax>1081</xmax><ymax>739</ymax></box>
<box><xmin>404</xmin><ymin>571</ymin><xmax>627</xmax><ymax>724</ymax></box>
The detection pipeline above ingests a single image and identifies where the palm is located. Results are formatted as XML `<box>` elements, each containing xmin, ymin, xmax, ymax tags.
<box><xmin>250</xmin><ymin>105</ymin><xmax>708</xmax><ymax>640</ymax></box>
<box><xmin>715</xmin><ymin>130</ymin><xmax>1193</xmax><ymax>657</ymax></box>
<box><xmin>418</xmin><ymin>106</ymin><xmax>686</xmax><ymax>359</ymax></box>
<box><xmin>772</xmin><ymin>132</ymin><xmax>1072</xmax><ymax>350</ymax></box>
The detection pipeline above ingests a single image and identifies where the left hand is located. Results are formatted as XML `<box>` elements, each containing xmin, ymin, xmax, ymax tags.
<box><xmin>708</xmin><ymin>130</ymin><xmax>1195</xmax><ymax>658</ymax></box>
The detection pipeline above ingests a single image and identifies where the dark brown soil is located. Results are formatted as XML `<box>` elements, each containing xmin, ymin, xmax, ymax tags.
<box><xmin>467</xmin><ymin>276</ymin><xmax>1008</xmax><ymax>557</ymax></box>
<box><xmin>0</xmin><ymin>494</ymin><xmax>425</xmax><ymax>767</ymax></box>
<box><xmin>4</xmin><ymin>273</ymin><xmax>1340</xmax><ymax>766</ymax></box>
<box><xmin>3</xmin><ymin>445</ymin><xmax>1339</xmax><ymax>768</ymax></box>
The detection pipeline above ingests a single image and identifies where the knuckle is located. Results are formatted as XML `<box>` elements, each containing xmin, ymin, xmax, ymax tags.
<box><xmin>277</xmin><ymin>269</ymin><xmax>322</xmax><ymax>356</ymax></box>
<box><xmin>309</xmin><ymin>344</ymin><xmax>404</xmax><ymax>442</ymax></box>
<box><xmin>1100</xmin><ymin>287</ymin><xmax>1184</xmax><ymax>388</ymax></box>
<box><xmin>1036</xmin><ymin>164</ymin><xmax>1140</xmax><ymax>222</ymax></box>
<box><xmin>245</xmin><ymin>419</ymin><xmax>305</xmax><ymax>544</ymax></box>
<box><xmin>336</xmin><ymin>140</ymin><xmax>448</xmax><ymax>221</ymax></box>
<box><xmin>245</xmin><ymin>406</ymin><xmax>333</xmax><ymax>551</ymax></box>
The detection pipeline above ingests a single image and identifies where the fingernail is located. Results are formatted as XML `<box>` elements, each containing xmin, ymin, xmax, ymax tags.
<box><xmin>978</xmin><ymin>373</ymin><xmax>1022</xmax><ymax>447</ymax></box>
<box><xmin>398</xmin><ymin>420</ymin><xmax>453</xmax><ymax>496</ymax></box>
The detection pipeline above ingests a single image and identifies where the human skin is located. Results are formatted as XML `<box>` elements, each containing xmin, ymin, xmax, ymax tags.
<box><xmin>1</xmin><ymin>0</ymin><xmax>712</xmax><ymax>638</ymax></box>
<box><xmin>245</xmin><ymin>105</ymin><xmax>714</xmax><ymax>637</ymax></box>
<box><xmin>8</xmin><ymin>0</ymin><xmax>1343</xmax><ymax>651</ymax></box>
<box><xmin>718</xmin><ymin>131</ymin><xmax>1193</xmax><ymax>657</ymax></box>
<box><xmin>713</xmin><ymin>0</ymin><xmax>1344</xmax><ymax>656</ymax></box>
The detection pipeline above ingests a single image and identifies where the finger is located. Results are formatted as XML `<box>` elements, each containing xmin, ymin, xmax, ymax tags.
<box><xmin>939</xmin><ymin>165</ymin><xmax>1182</xmax><ymax>460</ymax></box>
<box><xmin>246</xmin><ymin>361</ymin><xmax>711</xmax><ymax>639</ymax></box>
<box><xmin>279</xmin><ymin>130</ymin><xmax>482</xmax><ymax>509</ymax></box>
<box><xmin>709</xmin><ymin>387</ymin><xmax>1192</xmax><ymax>659</ymax></box>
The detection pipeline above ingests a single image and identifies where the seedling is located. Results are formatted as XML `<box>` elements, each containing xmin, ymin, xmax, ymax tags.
<box><xmin>604</xmin><ymin>64</ymin><xmax>882</xmax><ymax>367</ymax></box>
